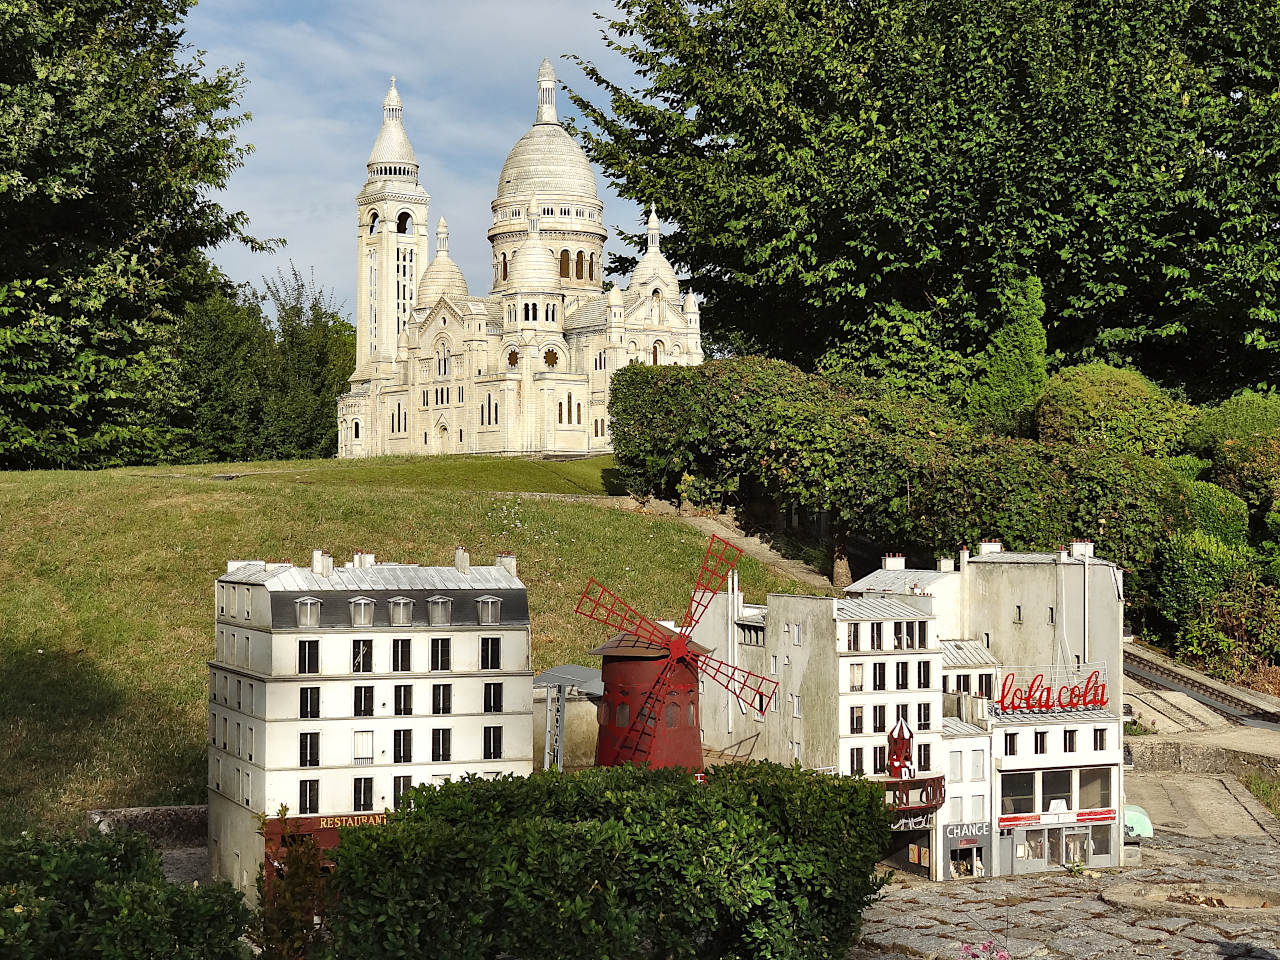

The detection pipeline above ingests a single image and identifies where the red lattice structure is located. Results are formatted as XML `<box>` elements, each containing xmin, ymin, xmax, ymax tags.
<box><xmin>576</xmin><ymin>535</ymin><xmax>779</xmax><ymax>769</ymax></box>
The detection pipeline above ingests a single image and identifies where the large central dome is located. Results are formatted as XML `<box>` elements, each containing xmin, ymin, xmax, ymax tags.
<box><xmin>496</xmin><ymin>123</ymin><xmax>598</xmax><ymax>201</ymax></box>
<box><xmin>495</xmin><ymin>58</ymin><xmax>597</xmax><ymax>202</ymax></box>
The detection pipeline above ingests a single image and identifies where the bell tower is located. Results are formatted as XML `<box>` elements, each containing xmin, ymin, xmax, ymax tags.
<box><xmin>354</xmin><ymin>77</ymin><xmax>430</xmax><ymax>378</ymax></box>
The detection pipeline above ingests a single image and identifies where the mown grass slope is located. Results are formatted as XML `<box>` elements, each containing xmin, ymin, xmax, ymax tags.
<box><xmin>0</xmin><ymin>456</ymin><xmax>805</xmax><ymax>836</ymax></box>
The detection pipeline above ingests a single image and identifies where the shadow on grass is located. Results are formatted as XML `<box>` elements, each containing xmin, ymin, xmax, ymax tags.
<box><xmin>0</xmin><ymin>646</ymin><xmax>123</xmax><ymax>837</ymax></box>
<box><xmin>600</xmin><ymin>467</ymin><xmax>630</xmax><ymax>497</ymax></box>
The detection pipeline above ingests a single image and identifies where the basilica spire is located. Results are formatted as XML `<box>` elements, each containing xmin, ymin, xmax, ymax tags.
<box><xmin>536</xmin><ymin>57</ymin><xmax>558</xmax><ymax>124</ymax></box>
<box><xmin>436</xmin><ymin>216</ymin><xmax>449</xmax><ymax>254</ymax></box>
<box><xmin>646</xmin><ymin>203</ymin><xmax>661</xmax><ymax>252</ymax></box>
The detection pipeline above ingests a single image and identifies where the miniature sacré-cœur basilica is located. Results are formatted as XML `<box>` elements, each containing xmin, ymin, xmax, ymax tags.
<box><xmin>336</xmin><ymin>59</ymin><xmax>703</xmax><ymax>458</ymax></box>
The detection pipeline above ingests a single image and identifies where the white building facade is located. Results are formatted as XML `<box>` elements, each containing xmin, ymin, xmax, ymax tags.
<box><xmin>337</xmin><ymin>61</ymin><xmax>703</xmax><ymax>459</ymax></box>
<box><xmin>207</xmin><ymin>548</ymin><xmax>533</xmax><ymax>898</ymax></box>
<box><xmin>692</xmin><ymin>541</ymin><xmax>1125</xmax><ymax>881</ymax></box>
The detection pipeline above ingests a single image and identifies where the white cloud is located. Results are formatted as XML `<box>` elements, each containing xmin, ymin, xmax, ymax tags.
<box><xmin>185</xmin><ymin>0</ymin><xmax>648</xmax><ymax>318</ymax></box>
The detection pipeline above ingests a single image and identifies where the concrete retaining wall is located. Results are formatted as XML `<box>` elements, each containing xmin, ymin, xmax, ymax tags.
<box><xmin>1127</xmin><ymin>738</ymin><xmax>1280</xmax><ymax>783</ymax></box>
<box><xmin>86</xmin><ymin>804</ymin><xmax>208</xmax><ymax>848</ymax></box>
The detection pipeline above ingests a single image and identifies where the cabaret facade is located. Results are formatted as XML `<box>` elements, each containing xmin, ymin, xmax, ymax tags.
<box><xmin>337</xmin><ymin>60</ymin><xmax>703</xmax><ymax>458</ymax></box>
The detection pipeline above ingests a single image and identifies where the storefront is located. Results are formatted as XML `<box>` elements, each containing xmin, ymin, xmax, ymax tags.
<box><xmin>885</xmin><ymin>812</ymin><xmax>935</xmax><ymax>877</ymax></box>
<box><xmin>943</xmin><ymin>821</ymin><xmax>992</xmax><ymax>879</ymax></box>
<box><xmin>997</xmin><ymin>766</ymin><xmax>1119</xmax><ymax>874</ymax></box>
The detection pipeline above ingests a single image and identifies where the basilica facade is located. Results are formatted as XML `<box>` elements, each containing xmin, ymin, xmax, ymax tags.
<box><xmin>336</xmin><ymin>60</ymin><xmax>703</xmax><ymax>459</ymax></box>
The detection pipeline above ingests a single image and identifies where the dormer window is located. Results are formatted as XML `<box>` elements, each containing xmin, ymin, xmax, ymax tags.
<box><xmin>427</xmin><ymin>595</ymin><xmax>452</xmax><ymax>626</ymax></box>
<box><xmin>389</xmin><ymin>597</ymin><xmax>414</xmax><ymax>627</ymax></box>
<box><xmin>295</xmin><ymin>597</ymin><xmax>321</xmax><ymax>628</ymax></box>
<box><xmin>350</xmin><ymin>597</ymin><xmax>375</xmax><ymax>627</ymax></box>
<box><xmin>476</xmin><ymin>596</ymin><xmax>501</xmax><ymax>625</ymax></box>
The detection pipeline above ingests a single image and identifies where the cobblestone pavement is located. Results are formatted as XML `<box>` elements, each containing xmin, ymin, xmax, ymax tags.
<box><xmin>852</xmin><ymin>832</ymin><xmax>1280</xmax><ymax>959</ymax></box>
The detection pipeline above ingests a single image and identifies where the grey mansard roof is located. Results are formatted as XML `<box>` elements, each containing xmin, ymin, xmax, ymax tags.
<box><xmin>835</xmin><ymin>596</ymin><xmax>934</xmax><ymax>622</ymax></box>
<box><xmin>221</xmin><ymin>561</ymin><xmax>523</xmax><ymax>594</ymax></box>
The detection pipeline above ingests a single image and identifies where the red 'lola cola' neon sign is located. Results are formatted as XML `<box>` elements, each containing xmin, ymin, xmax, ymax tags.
<box><xmin>997</xmin><ymin>668</ymin><xmax>1108</xmax><ymax>713</ymax></box>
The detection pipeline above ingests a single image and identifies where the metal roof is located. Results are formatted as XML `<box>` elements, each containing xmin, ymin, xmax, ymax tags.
<box><xmin>940</xmin><ymin>640</ymin><xmax>1000</xmax><ymax>668</ymax></box>
<box><xmin>534</xmin><ymin>664</ymin><xmax>604</xmax><ymax>697</ymax></box>
<box><xmin>987</xmin><ymin>704</ymin><xmax>1119</xmax><ymax>724</ymax></box>
<box><xmin>968</xmin><ymin>552</ymin><xmax>1119</xmax><ymax>569</ymax></box>
<box><xmin>847</xmin><ymin>568</ymin><xmax>955</xmax><ymax>594</ymax></box>
<box><xmin>942</xmin><ymin>716</ymin><xmax>988</xmax><ymax>738</ymax></box>
<box><xmin>835</xmin><ymin>596</ymin><xmax>934</xmax><ymax>622</ymax></box>
<box><xmin>221</xmin><ymin>562</ymin><xmax>523</xmax><ymax>593</ymax></box>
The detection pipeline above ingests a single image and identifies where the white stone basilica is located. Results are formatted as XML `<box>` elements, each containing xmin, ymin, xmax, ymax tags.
<box><xmin>337</xmin><ymin>60</ymin><xmax>703</xmax><ymax>458</ymax></box>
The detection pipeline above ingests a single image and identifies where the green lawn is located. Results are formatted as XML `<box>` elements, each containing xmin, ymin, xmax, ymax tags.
<box><xmin>0</xmin><ymin>456</ymin><xmax>803</xmax><ymax>836</ymax></box>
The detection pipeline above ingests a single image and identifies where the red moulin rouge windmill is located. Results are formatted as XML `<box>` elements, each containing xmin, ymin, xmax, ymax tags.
<box><xmin>575</xmin><ymin>535</ymin><xmax>779</xmax><ymax>770</ymax></box>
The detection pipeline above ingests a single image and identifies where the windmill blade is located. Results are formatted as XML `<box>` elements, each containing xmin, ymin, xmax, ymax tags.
<box><xmin>678</xmin><ymin>535</ymin><xmax>744</xmax><ymax>636</ymax></box>
<box><xmin>694</xmin><ymin>653</ymin><xmax>779</xmax><ymax>714</ymax></box>
<box><xmin>575</xmin><ymin>578</ymin><xmax>674</xmax><ymax>651</ymax></box>
<box><xmin>612</xmin><ymin>657</ymin><xmax>679</xmax><ymax>766</ymax></box>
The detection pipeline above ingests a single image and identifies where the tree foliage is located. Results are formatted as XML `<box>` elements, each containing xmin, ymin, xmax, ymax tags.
<box><xmin>0</xmin><ymin>0</ymin><xmax>265</xmax><ymax>468</ymax></box>
<box><xmin>1186</xmin><ymin>391</ymin><xmax>1280</xmax><ymax>456</ymax></box>
<box><xmin>175</xmin><ymin>267</ymin><xmax>355</xmax><ymax>463</ymax></box>
<box><xmin>1034</xmin><ymin>363</ymin><xmax>1193</xmax><ymax>456</ymax></box>
<box><xmin>965</xmin><ymin>273</ymin><xmax>1048</xmax><ymax>434</ymax></box>
<box><xmin>329</xmin><ymin>763</ymin><xmax>892</xmax><ymax>960</ymax></box>
<box><xmin>0</xmin><ymin>830</ymin><xmax>248</xmax><ymax>959</ymax></box>
<box><xmin>569</xmin><ymin>0</ymin><xmax>1280</xmax><ymax>401</ymax></box>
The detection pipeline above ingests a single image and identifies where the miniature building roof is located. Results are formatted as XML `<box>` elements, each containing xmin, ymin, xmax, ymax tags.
<box><xmin>846</xmin><ymin>568</ymin><xmax>955</xmax><ymax>594</ymax></box>
<box><xmin>941</xmin><ymin>716</ymin><xmax>987</xmax><ymax>738</ymax></box>
<box><xmin>220</xmin><ymin>562</ymin><xmax>522</xmax><ymax>593</ymax></box>
<box><xmin>987</xmin><ymin>703</ymin><xmax>1118</xmax><ymax>724</ymax></box>
<box><xmin>534</xmin><ymin>664</ymin><xmax>604</xmax><ymax>697</ymax></box>
<box><xmin>835</xmin><ymin>596</ymin><xmax>934</xmax><ymax>622</ymax></box>
<box><xmin>590</xmin><ymin>626</ymin><xmax>712</xmax><ymax>660</ymax></box>
<box><xmin>939</xmin><ymin>639</ymin><xmax>1000</xmax><ymax>668</ymax></box>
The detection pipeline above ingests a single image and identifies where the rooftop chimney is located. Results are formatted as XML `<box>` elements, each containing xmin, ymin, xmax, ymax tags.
<box><xmin>977</xmin><ymin>539</ymin><xmax>1004</xmax><ymax>556</ymax></box>
<box><xmin>495</xmin><ymin>552</ymin><xmax>517</xmax><ymax>579</ymax></box>
<box><xmin>1069</xmin><ymin>540</ymin><xmax>1094</xmax><ymax>559</ymax></box>
<box><xmin>959</xmin><ymin>546</ymin><xmax>970</xmax><ymax>571</ymax></box>
<box><xmin>311</xmin><ymin>549</ymin><xmax>333</xmax><ymax>576</ymax></box>
<box><xmin>1057</xmin><ymin>545</ymin><xmax>1069</xmax><ymax>563</ymax></box>
<box><xmin>882</xmin><ymin>553</ymin><xmax>906</xmax><ymax>571</ymax></box>
<box><xmin>937</xmin><ymin>557</ymin><xmax>955</xmax><ymax>572</ymax></box>
<box><xmin>454</xmin><ymin>546</ymin><xmax>471</xmax><ymax>574</ymax></box>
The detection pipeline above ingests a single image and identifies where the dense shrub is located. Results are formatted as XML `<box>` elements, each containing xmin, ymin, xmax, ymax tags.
<box><xmin>1176</xmin><ymin>575</ymin><xmax>1280</xmax><ymax>668</ymax></box>
<box><xmin>328</xmin><ymin>763</ymin><xmax>892</xmax><ymax>960</ymax></box>
<box><xmin>1211</xmin><ymin>430</ymin><xmax>1280</xmax><ymax>519</ymax></box>
<box><xmin>1034</xmin><ymin>363</ymin><xmax>1192</xmax><ymax>456</ymax></box>
<box><xmin>1186</xmin><ymin>392</ymin><xmax>1280</xmax><ymax>456</ymax></box>
<box><xmin>1154</xmin><ymin>530</ymin><xmax>1256</xmax><ymax>634</ymax></box>
<box><xmin>0</xmin><ymin>831</ymin><xmax>248</xmax><ymax>960</ymax></box>
<box><xmin>1164</xmin><ymin>454</ymin><xmax>1211</xmax><ymax>482</ymax></box>
<box><xmin>1184</xmin><ymin>481</ymin><xmax>1250</xmax><ymax>547</ymax></box>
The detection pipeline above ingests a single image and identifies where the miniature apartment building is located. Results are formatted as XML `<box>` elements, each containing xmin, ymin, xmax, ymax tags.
<box><xmin>207</xmin><ymin>548</ymin><xmax>533</xmax><ymax>899</ymax></box>
<box><xmin>692</xmin><ymin>541</ymin><xmax>1124</xmax><ymax>881</ymax></box>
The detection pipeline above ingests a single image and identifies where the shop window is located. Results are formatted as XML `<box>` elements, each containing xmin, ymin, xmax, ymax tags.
<box><xmin>1079</xmin><ymin>768</ymin><xmax>1111</xmax><ymax>809</ymax></box>
<box><xmin>1001</xmin><ymin>771</ymin><xmax>1034</xmax><ymax>814</ymax></box>
<box><xmin>1041</xmin><ymin>769</ymin><xmax>1073</xmax><ymax>811</ymax></box>
<box><xmin>1090</xmin><ymin>824</ymin><xmax>1112</xmax><ymax>857</ymax></box>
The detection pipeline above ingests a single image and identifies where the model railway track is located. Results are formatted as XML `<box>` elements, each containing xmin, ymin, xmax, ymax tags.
<box><xmin>1124</xmin><ymin>646</ymin><xmax>1280</xmax><ymax>731</ymax></box>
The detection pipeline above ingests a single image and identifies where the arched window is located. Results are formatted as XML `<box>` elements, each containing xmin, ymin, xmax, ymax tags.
<box><xmin>353</xmin><ymin>421</ymin><xmax>360</xmax><ymax>439</ymax></box>
<box><xmin>577</xmin><ymin>402</ymin><xmax>582</xmax><ymax>424</ymax></box>
<box><xmin>531</xmin><ymin>303</ymin><xmax>538</xmax><ymax>323</ymax></box>
<box><xmin>575</xmin><ymin>251</ymin><xmax>584</xmax><ymax>279</ymax></box>
<box><xmin>588</xmin><ymin>253</ymin><xmax>595</xmax><ymax>280</ymax></box>
<box><xmin>688</xmin><ymin>702</ymin><xmax>696</xmax><ymax>726</ymax></box>
<box><xmin>558</xmin><ymin>401</ymin><xmax>564</xmax><ymax>424</ymax></box>
<box><xmin>501</xmin><ymin>253</ymin><xmax>508</xmax><ymax>281</ymax></box>
<box><xmin>559</xmin><ymin>250</ymin><xmax>571</xmax><ymax>278</ymax></box>
<box><xmin>593</xmin><ymin>420</ymin><xmax>598</xmax><ymax>438</ymax></box>
<box><xmin>652</xmin><ymin>342</ymin><xmax>661</xmax><ymax>365</ymax></box>
<box><xmin>523</xmin><ymin>303</ymin><xmax>529</xmax><ymax>323</ymax></box>
<box><xmin>396</xmin><ymin>212</ymin><xmax>413</xmax><ymax>234</ymax></box>
<box><xmin>567</xmin><ymin>392</ymin><xmax>573</xmax><ymax>419</ymax></box>
<box><xmin>368</xmin><ymin>211</ymin><xmax>379</xmax><ymax>235</ymax></box>
<box><xmin>665</xmin><ymin>703</ymin><xmax>679</xmax><ymax>727</ymax></box>
<box><xmin>480</xmin><ymin>402</ymin><xmax>486</xmax><ymax>426</ymax></box>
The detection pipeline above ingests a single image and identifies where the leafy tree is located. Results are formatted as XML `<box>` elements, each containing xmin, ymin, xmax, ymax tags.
<box><xmin>259</xmin><ymin>266</ymin><xmax>355</xmax><ymax>461</ymax></box>
<box><xmin>251</xmin><ymin>811</ymin><xmax>335</xmax><ymax>960</ymax></box>
<box><xmin>966</xmin><ymin>274</ymin><xmax>1048</xmax><ymax>434</ymax></box>
<box><xmin>1186</xmin><ymin>391</ymin><xmax>1280</xmax><ymax>456</ymax></box>
<box><xmin>0</xmin><ymin>0</ymin><xmax>266</xmax><ymax>468</ymax></box>
<box><xmin>1034</xmin><ymin>363</ymin><xmax>1193</xmax><ymax>456</ymax></box>
<box><xmin>568</xmin><ymin>0</ymin><xmax>1280</xmax><ymax>401</ymax></box>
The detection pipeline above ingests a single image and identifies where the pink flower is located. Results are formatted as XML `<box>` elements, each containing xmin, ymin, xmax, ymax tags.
<box><xmin>982</xmin><ymin>942</ymin><xmax>994</xmax><ymax>952</ymax></box>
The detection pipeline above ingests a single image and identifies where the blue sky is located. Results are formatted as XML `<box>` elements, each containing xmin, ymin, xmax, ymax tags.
<box><xmin>183</xmin><ymin>0</ymin><xmax>643</xmax><ymax>316</ymax></box>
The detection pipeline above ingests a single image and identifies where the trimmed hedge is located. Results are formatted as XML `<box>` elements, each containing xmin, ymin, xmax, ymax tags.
<box><xmin>1034</xmin><ymin>363</ymin><xmax>1193</xmax><ymax>456</ymax></box>
<box><xmin>1184</xmin><ymin>481</ymin><xmax>1250</xmax><ymax>547</ymax></box>
<box><xmin>1186</xmin><ymin>392</ymin><xmax>1280</xmax><ymax>456</ymax></box>
<box><xmin>0</xmin><ymin>831</ymin><xmax>248</xmax><ymax>960</ymax></box>
<box><xmin>328</xmin><ymin>763</ymin><xmax>892</xmax><ymax>960</ymax></box>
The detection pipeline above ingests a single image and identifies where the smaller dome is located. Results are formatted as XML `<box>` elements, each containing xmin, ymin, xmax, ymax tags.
<box><xmin>417</xmin><ymin>253</ymin><xmax>468</xmax><ymax>304</ymax></box>
<box><xmin>538</xmin><ymin>57</ymin><xmax>555</xmax><ymax>81</ymax></box>
<box><xmin>509</xmin><ymin>242</ymin><xmax>560</xmax><ymax>288</ymax></box>
<box><xmin>608</xmin><ymin>285</ymin><xmax>624</xmax><ymax>306</ymax></box>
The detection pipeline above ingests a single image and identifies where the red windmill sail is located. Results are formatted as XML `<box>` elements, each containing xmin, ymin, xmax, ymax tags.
<box><xmin>576</xmin><ymin>535</ymin><xmax>779</xmax><ymax>768</ymax></box>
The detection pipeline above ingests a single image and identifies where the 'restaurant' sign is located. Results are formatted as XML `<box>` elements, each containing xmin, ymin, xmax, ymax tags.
<box><xmin>995</xmin><ymin>665</ymin><xmax>1108</xmax><ymax>713</ymax></box>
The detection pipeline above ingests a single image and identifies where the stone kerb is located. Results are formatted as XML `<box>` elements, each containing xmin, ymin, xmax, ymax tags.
<box><xmin>86</xmin><ymin>804</ymin><xmax>208</xmax><ymax>848</ymax></box>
